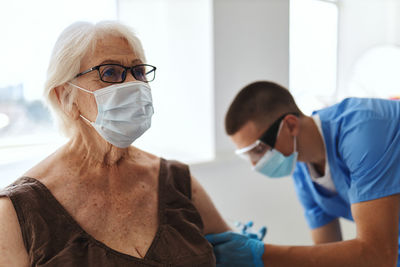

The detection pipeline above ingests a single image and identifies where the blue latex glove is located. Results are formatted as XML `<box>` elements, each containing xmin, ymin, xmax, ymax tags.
<box><xmin>205</xmin><ymin>231</ymin><xmax>265</xmax><ymax>267</ymax></box>
<box><xmin>235</xmin><ymin>221</ymin><xmax>267</xmax><ymax>241</ymax></box>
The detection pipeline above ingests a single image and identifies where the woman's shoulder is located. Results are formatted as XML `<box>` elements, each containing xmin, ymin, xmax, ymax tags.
<box><xmin>0</xmin><ymin>197</ymin><xmax>30</xmax><ymax>266</ymax></box>
<box><xmin>23</xmin><ymin>151</ymin><xmax>60</xmax><ymax>182</ymax></box>
<box><xmin>128</xmin><ymin>146</ymin><xmax>159</xmax><ymax>161</ymax></box>
<box><xmin>23</xmin><ymin>162</ymin><xmax>48</xmax><ymax>181</ymax></box>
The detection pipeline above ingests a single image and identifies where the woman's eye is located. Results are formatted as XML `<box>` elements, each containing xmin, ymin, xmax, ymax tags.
<box><xmin>100</xmin><ymin>66</ymin><xmax>124</xmax><ymax>82</ymax></box>
<box><xmin>103</xmin><ymin>68</ymin><xmax>116</xmax><ymax>77</ymax></box>
<box><xmin>133</xmin><ymin>67</ymin><xmax>146</xmax><ymax>81</ymax></box>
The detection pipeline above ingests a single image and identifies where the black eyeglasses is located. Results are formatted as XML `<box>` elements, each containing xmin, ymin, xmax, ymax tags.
<box><xmin>75</xmin><ymin>63</ymin><xmax>157</xmax><ymax>83</ymax></box>
<box><xmin>259</xmin><ymin>112</ymin><xmax>299</xmax><ymax>148</ymax></box>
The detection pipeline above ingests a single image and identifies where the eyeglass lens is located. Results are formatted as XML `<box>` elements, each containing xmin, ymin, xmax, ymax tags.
<box><xmin>99</xmin><ymin>64</ymin><xmax>155</xmax><ymax>83</ymax></box>
<box><xmin>247</xmin><ymin>141</ymin><xmax>270</xmax><ymax>164</ymax></box>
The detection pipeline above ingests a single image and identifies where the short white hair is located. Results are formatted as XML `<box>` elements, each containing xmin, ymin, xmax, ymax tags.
<box><xmin>43</xmin><ymin>21</ymin><xmax>146</xmax><ymax>137</ymax></box>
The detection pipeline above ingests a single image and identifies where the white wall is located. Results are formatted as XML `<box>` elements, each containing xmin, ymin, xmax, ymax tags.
<box><xmin>116</xmin><ymin>0</ymin><xmax>400</xmax><ymax>162</ymax></box>
<box><xmin>117</xmin><ymin>0</ymin><xmax>290</xmax><ymax>161</ymax></box>
<box><xmin>118</xmin><ymin>0</ymin><xmax>215</xmax><ymax>163</ymax></box>
<box><xmin>213</xmin><ymin>0</ymin><xmax>290</xmax><ymax>157</ymax></box>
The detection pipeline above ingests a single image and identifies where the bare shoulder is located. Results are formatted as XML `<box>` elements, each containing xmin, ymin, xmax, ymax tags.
<box><xmin>23</xmin><ymin>148</ymin><xmax>62</xmax><ymax>180</ymax></box>
<box><xmin>127</xmin><ymin>147</ymin><xmax>160</xmax><ymax>173</ymax></box>
<box><xmin>129</xmin><ymin>147</ymin><xmax>159</xmax><ymax>163</ymax></box>
<box><xmin>190</xmin><ymin>176</ymin><xmax>231</xmax><ymax>235</ymax></box>
<box><xmin>0</xmin><ymin>198</ymin><xmax>29</xmax><ymax>266</ymax></box>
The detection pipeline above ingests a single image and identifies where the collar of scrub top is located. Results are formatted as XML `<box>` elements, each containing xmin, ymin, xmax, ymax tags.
<box><xmin>235</xmin><ymin>112</ymin><xmax>299</xmax><ymax>159</ymax></box>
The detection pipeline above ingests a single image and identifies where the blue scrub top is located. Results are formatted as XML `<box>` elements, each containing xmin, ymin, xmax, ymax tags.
<box><xmin>292</xmin><ymin>98</ymin><xmax>400</xmax><ymax>262</ymax></box>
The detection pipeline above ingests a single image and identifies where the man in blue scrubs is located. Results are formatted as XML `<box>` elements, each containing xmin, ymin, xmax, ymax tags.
<box><xmin>206</xmin><ymin>81</ymin><xmax>400</xmax><ymax>266</ymax></box>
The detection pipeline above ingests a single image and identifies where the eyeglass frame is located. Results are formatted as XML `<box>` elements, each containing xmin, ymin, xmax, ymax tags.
<box><xmin>235</xmin><ymin>112</ymin><xmax>299</xmax><ymax>157</ymax></box>
<box><xmin>74</xmin><ymin>63</ymin><xmax>157</xmax><ymax>83</ymax></box>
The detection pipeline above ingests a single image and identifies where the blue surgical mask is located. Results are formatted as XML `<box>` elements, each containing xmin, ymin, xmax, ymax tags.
<box><xmin>253</xmin><ymin>137</ymin><xmax>298</xmax><ymax>178</ymax></box>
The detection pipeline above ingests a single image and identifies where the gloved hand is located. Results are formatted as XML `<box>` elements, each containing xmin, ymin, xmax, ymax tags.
<box><xmin>235</xmin><ymin>221</ymin><xmax>267</xmax><ymax>241</ymax></box>
<box><xmin>205</xmin><ymin>231</ymin><xmax>265</xmax><ymax>267</ymax></box>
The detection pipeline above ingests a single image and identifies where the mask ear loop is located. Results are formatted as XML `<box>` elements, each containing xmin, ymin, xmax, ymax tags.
<box><xmin>67</xmin><ymin>82</ymin><xmax>95</xmax><ymax>124</ymax></box>
<box><xmin>277</xmin><ymin>118</ymin><xmax>298</xmax><ymax>156</ymax></box>
<box><xmin>67</xmin><ymin>82</ymin><xmax>93</xmax><ymax>94</ymax></box>
<box><xmin>275</xmin><ymin>119</ymin><xmax>284</xmax><ymax>142</ymax></box>
<box><xmin>80</xmin><ymin>114</ymin><xmax>93</xmax><ymax>124</ymax></box>
<box><xmin>281</xmin><ymin>118</ymin><xmax>299</xmax><ymax>176</ymax></box>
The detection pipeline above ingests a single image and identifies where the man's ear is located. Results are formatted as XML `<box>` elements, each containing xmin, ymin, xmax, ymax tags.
<box><xmin>285</xmin><ymin>114</ymin><xmax>300</xmax><ymax>136</ymax></box>
<box><xmin>53</xmin><ymin>84</ymin><xmax>80</xmax><ymax>120</ymax></box>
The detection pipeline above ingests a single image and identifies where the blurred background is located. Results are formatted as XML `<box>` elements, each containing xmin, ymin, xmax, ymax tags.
<box><xmin>1</xmin><ymin>0</ymin><xmax>400</xmax><ymax>245</ymax></box>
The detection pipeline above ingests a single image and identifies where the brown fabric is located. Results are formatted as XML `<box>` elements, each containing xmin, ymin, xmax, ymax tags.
<box><xmin>0</xmin><ymin>158</ymin><xmax>216</xmax><ymax>267</ymax></box>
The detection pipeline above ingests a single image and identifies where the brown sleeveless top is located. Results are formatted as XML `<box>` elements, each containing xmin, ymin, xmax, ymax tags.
<box><xmin>0</xmin><ymin>159</ymin><xmax>216</xmax><ymax>266</ymax></box>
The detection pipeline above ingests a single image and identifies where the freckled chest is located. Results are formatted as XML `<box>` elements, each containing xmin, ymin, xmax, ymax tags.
<box><xmin>46</xmin><ymin>165</ymin><xmax>160</xmax><ymax>258</ymax></box>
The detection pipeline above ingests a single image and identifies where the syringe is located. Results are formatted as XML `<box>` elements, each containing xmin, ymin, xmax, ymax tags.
<box><xmin>234</xmin><ymin>221</ymin><xmax>267</xmax><ymax>241</ymax></box>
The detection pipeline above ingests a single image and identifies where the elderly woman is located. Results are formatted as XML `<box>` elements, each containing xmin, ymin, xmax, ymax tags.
<box><xmin>0</xmin><ymin>21</ymin><xmax>230</xmax><ymax>266</ymax></box>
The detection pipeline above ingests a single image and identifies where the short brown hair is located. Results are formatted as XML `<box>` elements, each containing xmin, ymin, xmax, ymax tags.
<box><xmin>225</xmin><ymin>81</ymin><xmax>302</xmax><ymax>135</ymax></box>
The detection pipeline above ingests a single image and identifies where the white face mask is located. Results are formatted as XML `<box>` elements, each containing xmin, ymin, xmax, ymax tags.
<box><xmin>68</xmin><ymin>81</ymin><xmax>154</xmax><ymax>148</ymax></box>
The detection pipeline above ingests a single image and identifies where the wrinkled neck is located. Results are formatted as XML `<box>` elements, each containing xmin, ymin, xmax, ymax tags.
<box><xmin>67</xmin><ymin>119</ymin><xmax>129</xmax><ymax>166</ymax></box>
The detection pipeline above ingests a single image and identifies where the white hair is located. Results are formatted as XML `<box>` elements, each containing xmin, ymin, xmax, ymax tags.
<box><xmin>43</xmin><ymin>21</ymin><xmax>146</xmax><ymax>137</ymax></box>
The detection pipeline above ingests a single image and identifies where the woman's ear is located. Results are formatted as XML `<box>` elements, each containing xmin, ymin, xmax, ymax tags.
<box><xmin>54</xmin><ymin>84</ymin><xmax>80</xmax><ymax>120</ymax></box>
<box><xmin>54</xmin><ymin>84</ymin><xmax>69</xmax><ymax>106</ymax></box>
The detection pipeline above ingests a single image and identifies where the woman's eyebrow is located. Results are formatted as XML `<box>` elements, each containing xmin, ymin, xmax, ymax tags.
<box><xmin>131</xmin><ymin>59</ymin><xmax>143</xmax><ymax>65</ymax></box>
<box><xmin>98</xmin><ymin>59</ymin><xmax>122</xmax><ymax>65</ymax></box>
<box><xmin>97</xmin><ymin>59</ymin><xmax>143</xmax><ymax>65</ymax></box>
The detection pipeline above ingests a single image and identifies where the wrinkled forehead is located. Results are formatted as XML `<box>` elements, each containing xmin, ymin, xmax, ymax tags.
<box><xmin>80</xmin><ymin>35</ymin><xmax>141</xmax><ymax>71</ymax></box>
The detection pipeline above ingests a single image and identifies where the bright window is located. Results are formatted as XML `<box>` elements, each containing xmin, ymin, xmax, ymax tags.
<box><xmin>289</xmin><ymin>0</ymin><xmax>338</xmax><ymax>115</ymax></box>
<box><xmin>345</xmin><ymin>45</ymin><xmax>400</xmax><ymax>99</ymax></box>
